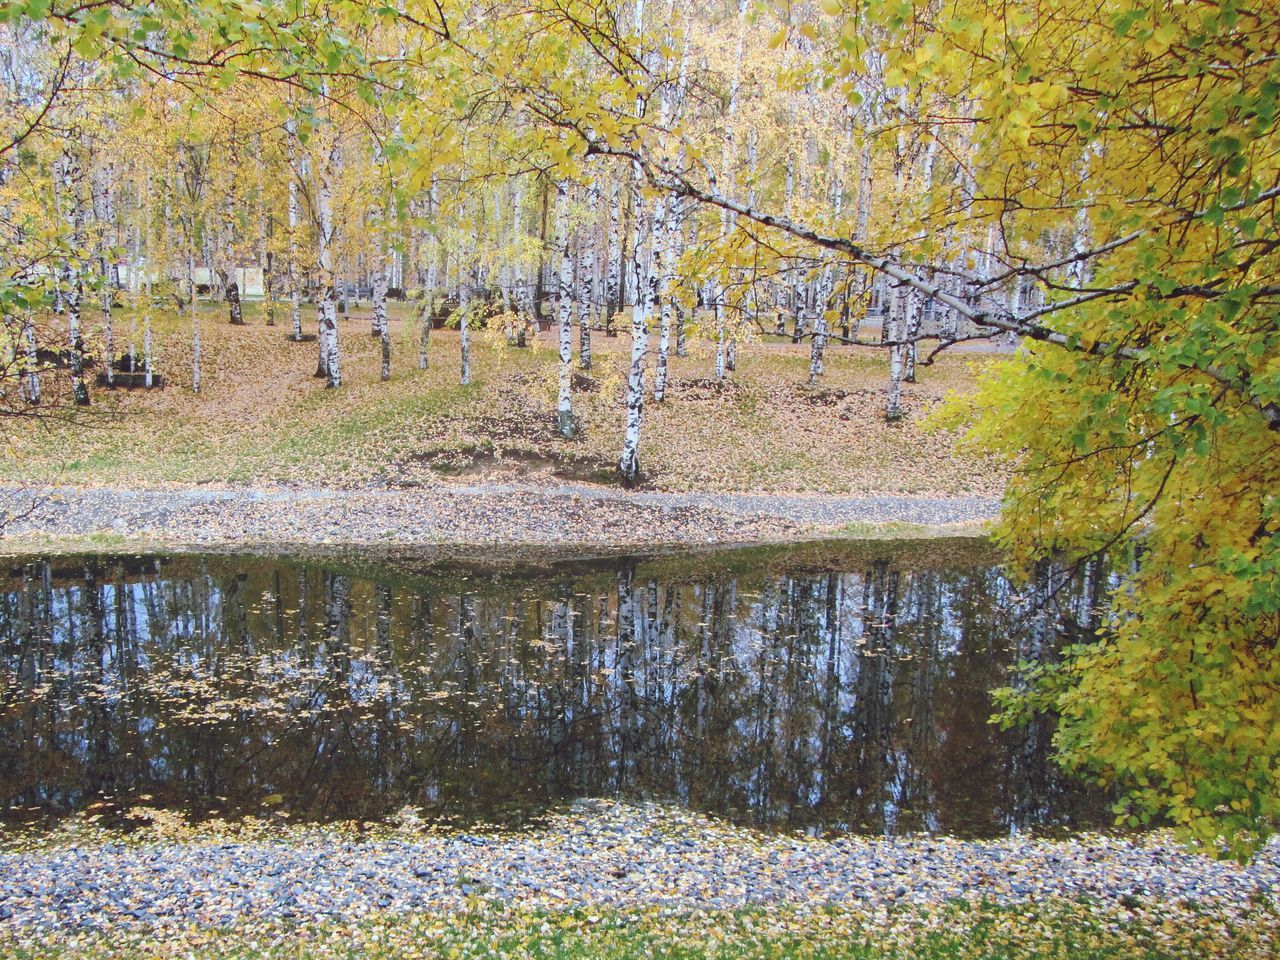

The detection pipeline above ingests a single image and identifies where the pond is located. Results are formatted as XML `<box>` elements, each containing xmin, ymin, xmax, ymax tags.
<box><xmin>0</xmin><ymin>540</ymin><xmax>1113</xmax><ymax>839</ymax></box>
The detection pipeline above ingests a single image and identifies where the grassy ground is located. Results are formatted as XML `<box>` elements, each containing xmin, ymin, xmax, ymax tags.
<box><xmin>5</xmin><ymin>901</ymin><xmax>1276</xmax><ymax>960</ymax></box>
<box><xmin>3</xmin><ymin>300</ymin><xmax>1007</xmax><ymax>495</ymax></box>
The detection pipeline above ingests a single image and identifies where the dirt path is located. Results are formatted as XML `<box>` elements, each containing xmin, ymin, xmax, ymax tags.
<box><xmin>0</xmin><ymin>483</ymin><xmax>998</xmax><ymax>550</ymax></box>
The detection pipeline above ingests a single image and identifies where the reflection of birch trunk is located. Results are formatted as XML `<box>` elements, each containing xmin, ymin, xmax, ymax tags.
<box><xmin>854</xmin><ymin>559</ymin><xmax>899</xmax><ymax>833</ymax></box>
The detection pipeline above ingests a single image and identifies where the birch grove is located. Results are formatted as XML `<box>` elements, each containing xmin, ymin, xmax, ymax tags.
<box><xmin>2</xmin><ymin>0</ymin><xmax>1020</xmax><ymax>478</ymax></box>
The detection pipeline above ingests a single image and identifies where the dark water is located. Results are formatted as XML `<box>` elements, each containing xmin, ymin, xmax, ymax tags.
<box><xmin>0</xmin><ymin>540</ymin><xmax>1113</xmax><ymax>838</ymax></box>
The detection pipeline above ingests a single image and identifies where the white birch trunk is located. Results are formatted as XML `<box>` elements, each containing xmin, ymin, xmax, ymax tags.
<box><xmin>417</xmin><ymin>294</ymin><xmax>431</xmax><ymax>370</ymax></box>
<box><xmin>458</xmin><ymin>282</ymin><xmax>471</xmax><ymax>385</ymax></box>
<box><xmin>22</xmin><ymin>313</ymin><xmax>38</xmax><ymax>405</ymax></box>
<box><xmin>371</xmin><ymin>201</ymin><xmax>391</xmax><ymax>381</ymax></box>
<box><xmin>655</xmin><ymin>195</ymin><xmax>678</xmax><ymax>403</ymax></box>
<box><xmin>808</xmin><ymin>313</ymin><xmax>829</xmax><ymax>384</ymax></box>
<box><xmin>904</xmin><ymin>287</ymin><xmax>923</xmax><ymax>383</ymax></box>
<box><xmin>316</xmin><ymin>137</ymin><xmax>341</xmax><ymax>387</ymax></box>
<box><xmin>553</xmin><ymin>182</ymin><xmax>575</xmax><ymax>437</ymax></box>
<box><xmin>56</xmin><ymin>148</ymin><xmax>90</xmax><ymax>406</ymax></box>
<box><xmin>286</xmin><ymin>123</ymin><xmax>303</xmax><ymax>340</ymax></box>
<box><xmin>189</xmin><ymin>247</ymin><xmax>200</xmax><ymax>393</ymax></box>
<box><xmin>144</xmin><ymin>316</ymin><xmax>154</xmax><ymax>389</ymax></box>
<box><xmin>576</xmin><ymin>228</ymin><xmax>593</xmax><ymax>371</ymax></box>
<box><xmin>618</xmin><ymin>185</ymin><xmax>649</xmax><ymax>486</ymax></box>
<box><xmin>606</xmin><ymin>177</ymin><xmax>622</xmax><ymax>320</ymax></box>
<box><xmin>257</xmin><ymin>182</ymin><xmax>276</xmax><ymax>327</ymax></box>
<box><xmin>885</xmin><ymin>285</ymin><xmax>905</xmax><ymax>422</ymax></box>
<box><xmin>220</xmin><ymin>195</ymin><xmax>245</xmax><ymax>325</ymax></box>
<box><xmin>95</xmin><ymin>161</ymin><xmax>116</xmax><ymax>386</ymax></box>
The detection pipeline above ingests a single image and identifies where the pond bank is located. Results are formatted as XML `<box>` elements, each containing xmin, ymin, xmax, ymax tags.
<box><xmin>2</xmin><ymin>802</ymin><xmax>1276</xmax><ymax>936</ymax></box>
<box><xmin>0</xmin><ymin>484</ymin><xmax>999</xmax><ymax>551</ymax></box>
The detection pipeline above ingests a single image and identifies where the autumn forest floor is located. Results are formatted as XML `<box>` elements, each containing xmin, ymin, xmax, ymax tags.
<box><xmin>1</xmin><ymin>300</ymin><xmax>1009</xmax><ymax>547</ymax></box>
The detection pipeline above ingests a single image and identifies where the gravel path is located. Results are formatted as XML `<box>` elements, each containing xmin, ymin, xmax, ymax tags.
<box><xmin>1</xmin><ymin>803</ymin><xmax>1275</xmax><ymax>933</ymax></box>
<box><xmin>0</xmin><ymin>484</ymin><xmax>998</xmax><ymax>548</ymax></box>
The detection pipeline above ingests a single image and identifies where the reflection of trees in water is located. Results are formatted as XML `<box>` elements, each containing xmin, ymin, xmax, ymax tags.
<box><xmin>0</xmin><ymin>551</ymin><xmax>1111</xmax><ymax>835</ymax></box>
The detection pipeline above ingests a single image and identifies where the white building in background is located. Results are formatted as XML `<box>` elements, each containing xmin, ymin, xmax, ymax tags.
<box><xmin>116</xmin><ymin>262</ymin><xmax>267</xmax><ymax>298</ymax></box>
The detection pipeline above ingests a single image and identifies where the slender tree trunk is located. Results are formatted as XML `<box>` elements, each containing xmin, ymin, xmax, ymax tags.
<box><xmin>101</xmin><ymin>264</ymin><xmax>114</xmax><ymax>386</ymax></box>
<box><xmin>885</xmin><ymin>285</ymin><xmax>905</xmax><ymax>422</ymax></box>
<box><xmin>417</xmin><ymin>293</ymin><xmax>431</xmax><ymax>370</ymax></box>
<box><xmin>606</xmin><ymin>177</ymin><xmax>622</xmax><ymax>322</ymax></box>
<box><xmin>221</xmin><ymin>196</ymin><xmax>245</xmax><ymax>325</ymax></box>
<box><xmin>22</xmin><ymin>313</ymin><xmax>38</xmax><ymax>405</ymax></box>
<box><xmin>189</xmin><ymin>246</ymin><xmax>201</xmax><ymax>393</ymax></box>
<box><xmin>459</xmin><ymin>282</ymin><xmax>471</xmax><ymax>385</ymax></box>
<box><xmin>553</xmin><ymin>183</ymin><xmax>575</xmax><ymax>437</ymax></box>
<box><xmin>144</xmin><ymin>315</ymin><xmax>153</xmax><ymax>389</ymax></box>
<box><xmin>95</xmin><ymin>165</ymin><xmax>115</xmax><ymax>386</ymax></box>
<box><xmin>618</xmin><ymin>189</ymin><xmax>649</xmax><ymax>487</ymax></box>
<box><xmin>713</xmin><ymin>278</ymin><xmax>726</xmax><ymax>382</ymax></box>
<box><xmin>533</xmin><ymin>180</ymin><xmax>550</xmax><ymax>326</ymax></box>
<box><xmin>56</xmin><ymin>148</ymin><xmax>90</xmax><ymax>406</ymax></box>
<box><xmin>808</xmin><ymin>311</ymin><xmax>829</xmax><ymax>384</ymax></box>
<box><xmin>655</xmin><ymin>196</ymin><xmax>678</xmax><ymax>403</ymax></box>
<box><xmin>377</xmin><ymin>264</ymin><xmax>391</xmax><ymax>381</ymax></box>
<box><xmin>675</xmin><ymin>301</ymin><xmax>687</xmax><ymax>357</ymax></box>
<box><xmin>577</xmin><ymin>229</ymin><xmax>593</xmax><ymax>371</ymax></box>
<box><xmin>904</xmin><ymin>287</ymin><xmax>922</xmax><ymax>383</ymax></box>
<box><xmin>315</xmin><ymin>138</ymin><xmax>341</xmax><ymax>387</ymax></box>
<box><xmin>371</xmin><ymin>206</ymin><xmax>391</xmax><ymax>381</ymax></box>
<box><xmin>286</xmin><ymin>125</ymin><xmax>303</xmax><ymax>339</ymax></box>
<box><xmin>619</xmin><ymin>295</ymin><xmax>649</xmax><ymax>486</ymax></box>
<box><xmin>254</xmin><ymin>175</ymin><xmax>276</xmax><ymax>327</ymax></box>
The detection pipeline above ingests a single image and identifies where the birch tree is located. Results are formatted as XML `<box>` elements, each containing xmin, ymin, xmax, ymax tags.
<box><xmin>314</xmin><ymin>128</ymin><xmax>341</xmax><ymax>388</ymax></box>
<box><xmin>552</xmin><ymin>181</ymin><xmax>574</xmax><ymax>437</ymax></box>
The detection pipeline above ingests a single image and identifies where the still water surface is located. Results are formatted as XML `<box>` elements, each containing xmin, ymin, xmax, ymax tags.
<box><xmin>0</xmin><ymin>541</ymin><xmax>1112</xmax><ymax>837</ymax></box>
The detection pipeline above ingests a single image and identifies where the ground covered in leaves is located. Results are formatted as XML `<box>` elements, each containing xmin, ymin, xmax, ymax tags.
<box><xmin>2</xmin><ymin>304</ymin><xmax>1007</xmax><ymax>496</ymax></box>
<box><xmin>0</xmin><ymin>485</ymin><xmax>999</xmax><ymax>549</ymax></box>
<box><xmin>1</xmin><ymin>803</ymin><xmax>1275</xmax><ymax>959</ymax></box>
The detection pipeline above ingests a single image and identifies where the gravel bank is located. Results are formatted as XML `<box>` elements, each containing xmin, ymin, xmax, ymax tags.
<box><xmin>1</xmin><ymin>803</ymin><xmax>1275</xmax><ymax>934</ymax></box>
<box><xmin>0</xmin><ymin>484</ymin><xmax>999</xmax><ymax>548</ymax></box>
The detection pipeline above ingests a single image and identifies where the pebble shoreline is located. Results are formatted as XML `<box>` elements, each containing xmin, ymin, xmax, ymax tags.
<box><xmin>0</xmin><ymin>485</ymin><xmax>998</xmax><ymax>549</ymax></box>
<box><xmin>2</xmin><ymin>802</ymin><xmax>1276</xmax><ymax>934</ymax></box>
